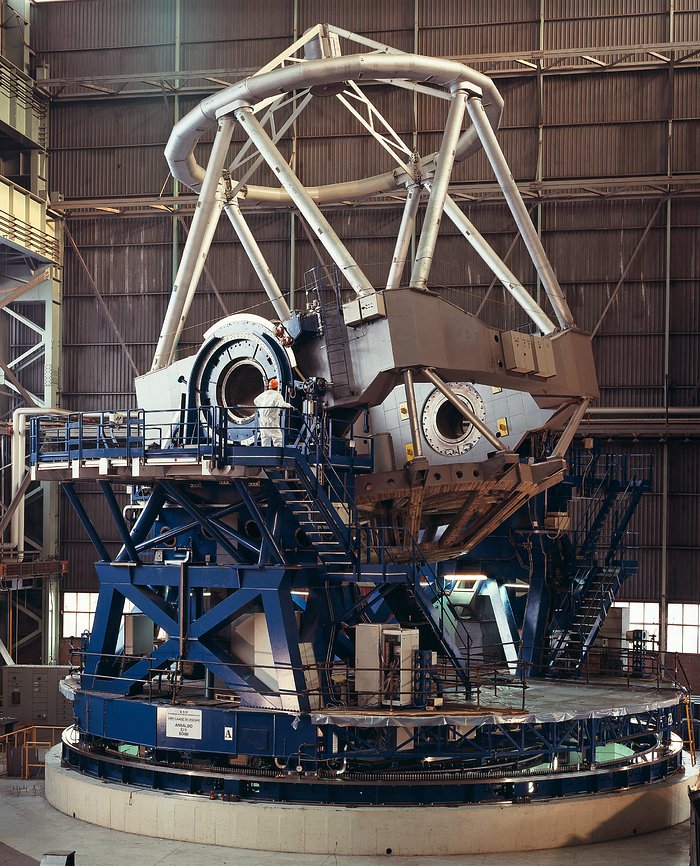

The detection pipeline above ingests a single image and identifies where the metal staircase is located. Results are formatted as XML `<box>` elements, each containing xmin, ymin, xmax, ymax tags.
<box><xmin>270</xmin><ymin>447</ymin><xmax>472</xmax><ymax>687</ymax></box>
<box><xmin>546</xmin><ymin>453</ymin><xmax>651</xmax><ymax>676</ymax></box>
<box><xmin>267</xmin><ymin>460</ymin><xmax>357</xmax><ymax>572</ymax></box>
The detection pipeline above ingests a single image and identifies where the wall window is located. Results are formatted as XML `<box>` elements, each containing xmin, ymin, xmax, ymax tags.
<box><xmin>61</xmin><ymin>592</ymin><xmax>99</xmax><ymax>638</ymax></box>
<box><xmin>612</xmin><ymin>602</ymin><xmax>660</xmax><ymax>643</ymax></box>
<box><xmin>668</xmin><ymin>604</ymin><xmax>700</xmax><ymax>654</ymax></box>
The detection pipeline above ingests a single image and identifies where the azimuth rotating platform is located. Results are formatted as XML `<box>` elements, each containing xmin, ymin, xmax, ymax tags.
<box><xmin>37</xmin><ymin>22</ymin><xmax>694</xmax><ymax>854</ymax></box>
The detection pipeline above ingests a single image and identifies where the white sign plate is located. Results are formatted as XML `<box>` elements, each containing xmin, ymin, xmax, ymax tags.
<box><xmin>165</xmin><ymin>707</ymin><xmax>202</xmax><ymax>740</ymax></box>
<box><xmin>224</xmin><ymin>726</ymin><xmax>233</xmax><ymax>741</ymax></box>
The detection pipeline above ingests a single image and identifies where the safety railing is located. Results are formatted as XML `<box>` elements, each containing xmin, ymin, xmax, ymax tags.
<box><xmin>0</xmin><ymin>725</ymin><xmax>64</xmax><ymax>779</ymax></box>
<box><xmin>357</xmin><ymin>523</ymin><xmax>473</xmax><ymax>667</ymax></box>
<box><xmin>29</xmin><ymin>407</ymin><xmax>373</xmax><ymax>475</ymax></box>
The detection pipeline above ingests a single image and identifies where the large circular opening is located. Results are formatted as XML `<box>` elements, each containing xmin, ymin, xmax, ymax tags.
<box><xmin>421</xmin><ymin>383</ymin><xmax>485</xmax><ymax>456</ymax></box>
<box><xmin>435</xmin><ymin>400</ymin><xmax>472</xmax><ymax>442</ymax></box>
<box><xmin>218</xmin><ymin>360</ymin><xmax>266</xmax><ymax>421</ymax></box>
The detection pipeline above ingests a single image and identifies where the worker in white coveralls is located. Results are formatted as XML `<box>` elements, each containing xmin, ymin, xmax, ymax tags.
<box><xmin>253</xmin><ymin>378</ymin><xmax>292</xmax><ymax>447</ymax></box>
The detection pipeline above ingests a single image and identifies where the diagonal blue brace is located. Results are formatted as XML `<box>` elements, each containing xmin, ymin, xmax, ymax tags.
<box><xmin>63</xmin><ymin>482</ymin><xmax>110</xmax><ymax>561</ymax></box>
<box><xmin>100</xmin><ymin>480</ymin><xmax>140</xmax><ymax>563</ymax></box>
<box><xmin>160</xmin><ymin>479</ymin><xmax>247</xmax><ymax>563</ymax></box>
<box><xmin>116</xmin><ymin>483</ymin><xmax>167</xmax><ymax>562</ymax></box>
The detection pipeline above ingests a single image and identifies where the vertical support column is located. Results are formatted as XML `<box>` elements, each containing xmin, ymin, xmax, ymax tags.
<box><xmin>409</xmin><ymin>87</ymin><xmax>469</xmax><ymax>290</ymax></box>
<box><xmin>289</xmin><ymin>0</ymin><xmax>300</xmax><ymax>311</ymax></box>
<box><xmin>466</xmin><ymin>95</ymin><xmax>575</xmax><ymax>330</ymax></box>
<box><xmin>170</xmin><ymin>0</ymin><xmax>182</xmax><ymax>341</ymax></box>
<box><xmin>42</xmin><ymin>265</ymin><xmax>62</xmax><ymax>663</ymax></box>
<box><xmin>660</xmin><ymin>197</ymin><xmax>672</xmax><ymax>657</ymax></box>
<box><xmin>386</xmin><ymin>185</ymin><xmax>421</xmax><ymax>290</ymax></box>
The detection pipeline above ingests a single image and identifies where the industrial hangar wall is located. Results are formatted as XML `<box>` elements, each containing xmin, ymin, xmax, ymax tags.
<box><xmin>31</xmin><ymin>1</ymin><xmax>700</xmax><ymax>612</ymax></box>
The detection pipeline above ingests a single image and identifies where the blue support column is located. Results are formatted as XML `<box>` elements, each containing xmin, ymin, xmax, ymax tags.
<box><xmin>520</xmin><ymin>569</ymin><xmax>549</xmax><ymax>676</ymax></box>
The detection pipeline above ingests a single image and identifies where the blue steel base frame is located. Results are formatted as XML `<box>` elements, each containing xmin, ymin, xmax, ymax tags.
<box><xmin>61</xmin><ymin>740</ymin><xmax>685</xmax><ymax>805</ymax></box>
<box><xmin>36</xmin><ymin>412</ymin><xmax>684</xmax><ymax>805</ymax></box>
<box><xmin>61</xmin><ymin>696</ymin><xmax>685</xmax><ymax>804</ymax></box>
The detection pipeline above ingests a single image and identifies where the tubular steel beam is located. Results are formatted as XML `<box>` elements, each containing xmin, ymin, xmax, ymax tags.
<box><xmin>115</xmin><ymin>484</ymin><xmax>167</xmax><ymax>562</ymax></box>
<box><xmin>442</xmin><ymin>194</ymin><xmax>556</xmax><ymax>334</ymax></box>
<box><xmin>152</xmin><ymin>116</ymin><xmax>235</xmax><ymax>371</ymax></box>
<box><xmin>224</xmin><ymin>200</ymin><xmax>292</xmax><ymax>321</ymax></box>
<box><xmin>551</xmin><ymin>399</ymin><xmax>591</xmax><ymax>459</ymax></box>
<box><xmin>386</xmin><ymin>183</ymin><xmax>421</xmax><ymax>290</ymax></box>
<box><xmin>423</xmin><ymin>368</ymin><xmax>507</xmax><ymax>453</ymax></box>
<box><xmin>466</xmin><ymin>95</ymin><xmax>575</xmax><ymax>331</ymax></box>
<box><xmin>409</xmin><ymin>87</ymin><xmax>470</xmax><ymax>291</ymax></box>
<box><xmin>402</xmin><ymin>369</ymin><xmax>423</xmax><ymax>459</ymax></box>
<box><xmin>233</xmin><ymin>105</ymin><xmax>375</xmax><ymax>298</ymax></box>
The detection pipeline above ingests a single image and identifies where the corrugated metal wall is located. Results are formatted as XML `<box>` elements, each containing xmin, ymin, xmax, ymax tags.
<box><xmin>32</xmin><ymin>0</ymin><xmax>699</xmax><ymax>598</ymax></box>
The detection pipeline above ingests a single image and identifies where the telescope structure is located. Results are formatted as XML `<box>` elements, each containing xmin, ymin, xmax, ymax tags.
<box><xmin>35</xmin><ymin>25</ymin><xmax>691</xmax><ymax>855</ymax></box>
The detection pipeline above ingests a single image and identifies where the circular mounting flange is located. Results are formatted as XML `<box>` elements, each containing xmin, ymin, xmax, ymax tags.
<box><xmin>421</xmin><ymin>383</ymin><xmax>485</xmax><ymax>456</ymax></box>
<box><xmin>189</xmin><ymin>314</ymin><xmax>296</xmax><ymax>443</ymax></box>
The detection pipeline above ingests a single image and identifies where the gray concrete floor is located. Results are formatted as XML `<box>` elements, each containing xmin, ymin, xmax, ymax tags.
<box><xmin>0</xmin><ymin>779</ymin><xmax>691</xmax><ymax>866</ymax></box>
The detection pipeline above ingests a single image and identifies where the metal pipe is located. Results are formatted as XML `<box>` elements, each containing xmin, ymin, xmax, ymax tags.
<box><xmin>152</xmin><ymin>116</ymin><xmax>235</xmax><ymax>372</ymax></box>
<box><xmin>402</xmin><ymin>369</ymin><xmax>423</xmax><ymax>458</ymax></box>
<box><xmin>386</xmin><ymin>183</ymin><xmax>421</xmax><ymax>290</ymax></box>
<box><xmin>442</xmin><ymin>194</ymin><xmax>556</xmax><ymax>334</ymax></box>
<box><xmin>165</xmin><ymin>52</ymin><xmax>503</xmax><ymax>198</ymax></box>
<box><xmin>409</xmin><ymin>88</ymin><xmax>469</xmax><ymax>290</ymax></box>
<box><xmin>551</xmin><ymin>399</ymin><xmax>591</xmax><ymax>459</ymax></box>
<box><xmin>234</xmin><ymin>105</ymin><xmax>375</xmax><ymax>298</ymax></box>
<box><xmin>423</xmin><ymin>368</ymin><xmax>506</xmax><ymax>452</ymax></box>
<box><xmin>224</xmin><ymin>200</ymin><xmax>292</xmax><ymax>320</ymax></box>
<box><xmin>7</xmin><ymin>408</ymin><xmax>70</xmax><ymax>554</ymax></box>
<box><xmin>587</xmin><ymin>407</ymin><xmax>700</xmax><ymax>416</ymax></box>
<box><xmin>466</xmin><ymin>96</ymin><xmax>575</xmax><ymax>331</ymax></box>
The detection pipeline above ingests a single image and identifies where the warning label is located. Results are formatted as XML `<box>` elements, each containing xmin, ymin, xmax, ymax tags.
<box><xmin>164</xmin><ymin>707</ymin><xmax>202</xmax><ymax>740</ymax></box>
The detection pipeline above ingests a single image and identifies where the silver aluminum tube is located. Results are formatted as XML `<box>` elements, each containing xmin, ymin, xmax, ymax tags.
<box><xmin>152</xmin><ymin>117</ymin><xmax>235</xmax><ymax>372</ymax></box>
<box><xmin>386</xmin><ymin>183</ymin><xmax>421</xmax><ymax>290</ymax></box>
<box><xmin>466</xmin><ymin>96</ymin><xmax>575</xmax><ymax>331</ymax></box>
<box><xmin>423</xmin><ymin>368</ymin><xmax>506</xmax><ymax>452</ymax></box>
<box><xmin>402</xmin><ymin>369</ymin><xmax>423</xmax><ymax>458</ymax></box>
<box><xmin>551</xmin><ymin>398</ymin><xmax>591</xmax><ymax>458</ymax></box>
<box><xmin>165</xmin><ymin>54</ymin><xmax>503</xmax><ymax>198</ymax></box>
<box><xmin>442</xmin><ymin>194</ymin><xmax>556</xmax><ymax>335</ymax></box>
<box><xmin>234</xmin><ymin>105</ymin><xmax>375</xmax><ymax>297</ymax></box>
<box><xmin>224</xmin><ymin>200</ymin><xmax>292</xmax><ymax>321</ymax></box>
<box><xmin>409</xmin><ymin>88</ymin><xmax>469</xmax><ymax>290</ymax></box>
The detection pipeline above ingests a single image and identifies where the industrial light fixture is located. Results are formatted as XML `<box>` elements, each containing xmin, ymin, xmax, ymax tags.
<box><xmin>446</xmin><ymin>574</ymin><xmax>488</xmax><ymax>583</ymax></box>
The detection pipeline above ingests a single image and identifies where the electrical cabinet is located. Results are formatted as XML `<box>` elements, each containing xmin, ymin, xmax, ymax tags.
<box><xmin>1</xmin><ymin>665</ymin><xmax>72</xmax><ymax>727</ymax></box>
<box><xmin>354</xmin><ymin>624</ymin><xmax>419</xmax><ymax>707</ymax></box>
